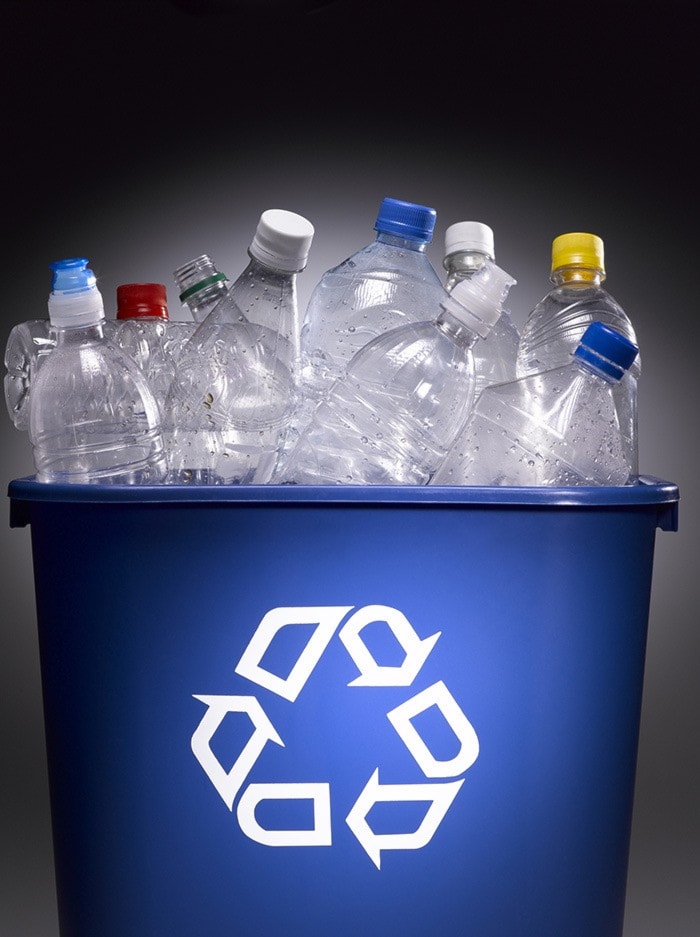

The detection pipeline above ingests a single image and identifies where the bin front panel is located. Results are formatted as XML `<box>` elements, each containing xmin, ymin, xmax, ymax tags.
<box><xmin>21</xmin><ymin>495</ymin><xmax>665</xmax><ymax>937</ymax></box>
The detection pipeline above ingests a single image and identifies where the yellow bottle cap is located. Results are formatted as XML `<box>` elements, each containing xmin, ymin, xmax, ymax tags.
<box><xmin>551</xmin><ymin>232</ymin><xmax>605</xmax><ymax>276</ymax></box>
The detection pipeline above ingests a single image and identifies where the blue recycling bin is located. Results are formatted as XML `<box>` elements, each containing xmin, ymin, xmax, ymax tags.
<box><xmin>8</xmin><ymin>475</ymin><xmax>679</xmax><ymax>937</ymax></box>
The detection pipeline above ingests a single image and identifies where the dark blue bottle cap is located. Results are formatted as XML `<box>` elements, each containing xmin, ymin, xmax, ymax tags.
<box><xmin>374</xmin><ymin>197</ymin><xmax>437</xmax><ymax>242</ymax></box>
<box><xmin>574</xmin><ymin>321</ymin><xmax>638</xmax><ymax>381</ymax></box>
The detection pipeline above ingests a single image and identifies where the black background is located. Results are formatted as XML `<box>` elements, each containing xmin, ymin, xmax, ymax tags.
<box><xmin>1</xmin><ymin>1</ymin><xmax>698</xmax><ymax>934</ymax></box>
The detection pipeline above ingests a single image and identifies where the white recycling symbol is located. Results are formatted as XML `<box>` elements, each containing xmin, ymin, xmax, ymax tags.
<box><xmin>191</xmin><ymin>604</ymin><xmax>479</xmax><ymax>869</ymax></box>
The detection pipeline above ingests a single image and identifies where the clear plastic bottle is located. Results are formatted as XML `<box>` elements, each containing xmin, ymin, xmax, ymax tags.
<box><xmin>443</xmin><ymin>221</ymin><xmax>520</xmax><ymax>399</ymax></box>
<box><xmin>29</xmin><ymin>258</ymin><xmax>167</xmax><ymax>484</ymax></box>
<box><xmin>276</xmin><ymin>261</ymin><xmax>516</xmax><ymax>485</ymax></box>
<box><xmin>163</xmin><ymin>209</ymin><xmax>314</xmax><ymax>484</ymax></box>
<box><xmin>299</xmin><ymin>196</ymin><xmax>447</xmax><ymax>404</ymax></box>
<box><xmin>173</xmin><ymin>253</ymin><xmax>230</xmax><ymax>323</ymax></box>
<box><xmin>432</xmin><ymin>322</ymin><xmax>638</xmax><ymax>487</ymax></box>
<box><xmin>112</xmin><ymin>283</ymin><xmax>195</xmax><ymax>406</ymax></box>
<box><xmin>515</xmin><ymin>232</ymin><xmax>640</xmax><ymax>475</ymax></box>
<box><xmin>5</xmin><ymin>319</ymin><xmax>57</xmax><ymax>430</ymax></box>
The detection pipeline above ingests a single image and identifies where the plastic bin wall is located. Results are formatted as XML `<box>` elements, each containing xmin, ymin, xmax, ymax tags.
<box><xmin>8</xmin><ymin>476</ymin><xmax>679</xmax><ymax>937</ymax></box>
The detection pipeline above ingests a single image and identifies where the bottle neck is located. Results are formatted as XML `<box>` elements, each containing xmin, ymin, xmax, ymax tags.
<box><xmin>574</xmin><ymin>355</ymin><xmax>621</xmax><ymax>385</ymax></box>
<box><xmin>244</xmin><ymin>253</ymin><xmax>298</xmax><ymax>283</ymax></box>
<box><xmin>53</xmin><ymin>320</ymin><xmax>106</xmax><ymax>344</ymax></box>
<box><xmin>551</xmin><ymin>266</ymin><xmax>604</xmax><ymax>286</ymax></box>
<box><xmin>435</xmin><ymin>307</ymin><xmax>479</xmax><ymax>348</ymax></box>
<box><xmin>376</xmin><ymin>231</ymin><xmax>428</xmax><ymax>253</ymax></box>
<box><xmin>444</xmin><ymin>250</ymin><xmax>490</xmax><ymax>291</ymax></box>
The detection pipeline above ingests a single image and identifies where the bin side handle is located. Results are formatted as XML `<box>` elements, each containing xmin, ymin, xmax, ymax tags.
<box><xmin>9</xmin><ymin>497</ymin><xmax>31</xmax><ymax>529</ymax></box>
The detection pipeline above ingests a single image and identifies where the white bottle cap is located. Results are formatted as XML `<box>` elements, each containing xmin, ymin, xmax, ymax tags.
<box><xmin>444</xmin><ymin>221</ymin><xmax>495</xmax><ymax>261</ymax></box>
<box><xmin>248</xmin><ymin>209</ymin><xmax>315</xmax><ymax>272</ymax></box>
<box><xmin>445</xmin><ymin>261</ymin><xmax>516</xmax><ymax>338</ymax></box>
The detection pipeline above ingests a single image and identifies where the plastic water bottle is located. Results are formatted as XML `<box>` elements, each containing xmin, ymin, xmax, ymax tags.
<box><xmin>432</xmin><ymin>322</ymin><xmax>638</xmax><ymax>487</ymax></box>
<box><xmin>173</xmin><ymin>253</ymin><xmax>230</xmax><ymax>323</ymax></box>
<box><xmin>299</xmin><ymin>197</ymin><xmax>446</xmax><ymax>404</ymax></box>
<box><xmin>443</xmin><ymin>221</ymin><xmax>520</xmax><ymax>398</ymax></box>
<box><xmin>515</xmin><ymin>232</ymin><xmax>640</xmax><ymax>475</ymax></box>
<box><xmin>29</xmin><ymin>258</ymin><xmax>167</xmax><ymax>484</ymax></box>
<box><xmin>163</xmin><ymin>209</ymin><xmax>314</xmax><ymax>484</ymax></box>
<box><xmin>276</xmin><ymin>261</ymin><xmax>516</xmax><ymax>485</ymax></box>
<box><xmin>5</xmin><ymin>319</ymin><xmax>57</xmax><ymax>430</ymax></box>
<box><xmin>112</xmin><ymin>283</ymin><xmax>195</xmax><ymax>405</ymax></box>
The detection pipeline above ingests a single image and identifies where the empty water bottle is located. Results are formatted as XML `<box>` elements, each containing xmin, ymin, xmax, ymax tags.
<box><xmin>173</xmin><ymin>253</ymin><xmax>230</xmax><ymax>323</ymax></box>
<box><xmin>29</xmin><ymin>258</ymin><xmax>167</xmax><ymax>484</ymax></box>
<box><xmin>113</xmin><ymin>283</ymin><xmax>195</xmax><ymax>405</ymax></box>
<box><xmin>5</xmin><ymin>318</ymin><xmax>57</xmax><ymax>430</ymax></box>
<box><xmin>443</xmin><ymin>221</ymin><xmax>520</xmax><ymax>398</ymax></box>
<box><xmin>277</xmin><ymin>261</ymin><xmax>516</xmax><ymax>485</ymax></box>
<box><xmin>163</xmin><ymin>209</ymin><xmax>314</xmax><ymax>484</ymax></box>
<box><xmin>299</xmin><ymin>197</ymin><xmax>446</xmax><ymax>404</ymax></box>
<box><xmin>516</xmin><ymin>232</ymin><xmax>640</xmax><ymax>475</ymax></box>
<box><xmin>432</xmin><ymin>321</ymin><xmax>638</xmax><ymax>487</ymax></box>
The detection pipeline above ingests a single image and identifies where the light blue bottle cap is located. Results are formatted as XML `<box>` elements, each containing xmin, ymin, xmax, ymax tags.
<box><xmin>374</xmin><ymin>197</ymin><xmax>437</xmax><ymax>243</ymax></box>
<box><xmin>49</xmin><ymin>257</ymin><xmax>97</xmax><ymax>293</ymax></box>
<box><xmin>574</xmin><ymin>321</ymin><xmax>638</xmax><ymax>381</ymax></box>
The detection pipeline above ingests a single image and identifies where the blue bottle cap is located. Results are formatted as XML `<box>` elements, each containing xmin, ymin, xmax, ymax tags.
<box><xmin>574</xmin><ymin>321</ymin><xmax>638</xmax><ymax>381</ymax></box>
<box><xmin>374</xmin><ymin>197</ymin><xmax>437</xmax><ymax>243</ymax></box>
<box><xmin>49</xmin><ymin>257</ymin><xmax>97</xmax><ymax>293</ymax></box>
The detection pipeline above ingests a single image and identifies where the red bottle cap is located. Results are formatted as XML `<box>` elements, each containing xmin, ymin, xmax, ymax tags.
<box><xmin>116</xmin><ymin>283</ymin><xmax>169</xmax><ymax>320</ymax></box>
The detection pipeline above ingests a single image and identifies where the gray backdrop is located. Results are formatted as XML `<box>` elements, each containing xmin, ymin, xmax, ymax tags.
<box><xmin>1</xmin><ymin>1</ymin><xmax>697</xmax><ymax>934</ymax></box>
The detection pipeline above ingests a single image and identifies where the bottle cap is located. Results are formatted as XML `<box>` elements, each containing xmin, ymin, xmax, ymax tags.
<box><xmin>551</xmin><ymin>232</ymin><xmax>605</xmax><ymax>276</ymax></box>
<box><xmin>444</xmin><ymin>221</ymin><xmax>495</xmax><ymax>261</ymax></box>
<box><xmin>116</xmin><ymin>283</ymin><xmax>169</xmax><ymax>320</ymax></box>
<box><xmin>174</xmin><ymin>253</ymin><xmax>229</xmax><ymax>304</ymax></box>
<box><xmin>47</xmin><ymin>257</ymin><xmax>105</xmax><ymax>327</ymax></box>
<box><xmin>574</xmin><ymin>321</ymin><xmax>638</xmax><ymax>381</ymax></box>
<box><xmin>248</xmin><ymin>209</ymin><xmax>315</xmax><ymax>272</ymax></box>
<box><xmin>374</xmin><ymin>197</ymin><xmax>437</xmax><ymax>243</ymax></box>
<box><xmin>445</xmin><ymin>261</ymin><xmax>517</xmax><ymax>338</ymax></box>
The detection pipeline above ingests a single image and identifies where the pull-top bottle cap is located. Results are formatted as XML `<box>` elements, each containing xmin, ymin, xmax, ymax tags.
<box><xmin>47</xmin><ymin>257</ymin><xmax>105</xmax><ymax>327</ymax></box>
<box><xmin>117</xmin><ymin>283</ymin><xmax>169</xmax><ymax>320</ymax></box>
<box><xmin>174</xmin><ymin>254</ymin><xmax>229</xmax><ymax>303</ymax></box>
<box><xmin>444</xmin><ymin>221</ymin><xmax>495</xmax><ymax>261</ymax></box>
<box><xmin>551</xmin><ymin>232</ymin><xmax>605</xmax><ymax>276</ymax></box>
<box><xmin>574</xmin><ymin>321</ymin><xmax>638</xmax><ymax>381</ymax></box>
<box><xmin>444</xmin><ymin>261</ymin><xmax>517</xmax><ymax>338</ymax></box>
<box><xmin>248</xmin><ymin>209</ymin><xmax>315</xmax><ymax>272</ymax></box>
<box><xmin>374</xmin><ymin>197</ymin><xmax>437</xmax><ymax>243</ymax></box>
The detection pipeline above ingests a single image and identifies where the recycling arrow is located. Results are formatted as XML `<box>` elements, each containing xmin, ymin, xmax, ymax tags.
<box><xmin>386</xmin><ymin>681</ymin><xmax>480</xmax><ymax>778</ymax></box>
<box><xmin>339</xmin><ymin>604</ymin><xmax>441</xmax><ymax>687</ymax></box>
<box><xmin>345</xmin><ymin>768</ymin><xmax>464</xmax><ymax>869</ymax></box>
<box><xmin>235</xmin><ymin>605</ymin><xmax>354</xmax><ymax>701</ymax></box>
<box><xmin>190</xmin><ymin>695</ymin><xmax>284</xmax><ymax>809</ymax></box>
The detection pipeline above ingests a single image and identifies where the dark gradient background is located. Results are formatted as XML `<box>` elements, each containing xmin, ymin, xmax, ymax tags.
<box><xmin>1</xmin><ymin>1</ymin><xmax>697</xmax><ymax>934</ymax></box>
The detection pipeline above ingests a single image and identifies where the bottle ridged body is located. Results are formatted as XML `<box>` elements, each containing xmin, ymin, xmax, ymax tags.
<box><xmin>28</xmin><ymin>326</ymin><xmax>167</xmax><ymax>484</ymax></box>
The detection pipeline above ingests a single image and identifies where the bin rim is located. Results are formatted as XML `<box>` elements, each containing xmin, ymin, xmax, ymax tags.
<box><xmin>7</xmin><ymin>474</ymin><xmax>679</xmax><ymax>509</ymax></box>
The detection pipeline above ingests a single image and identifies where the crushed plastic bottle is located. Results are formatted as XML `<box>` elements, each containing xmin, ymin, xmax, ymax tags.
<box><xmin>163</xmin><ymin>209</ymin><xmax>314</xmax><ymax>484</ymax></box>
<box><xmin>432</xmin><ymin>321</ymin><xmax>638</xmax><ymax>487</ymax></box>
<box><xmin>516</xmin><ymin>232</ymin><xmax>640</xmax><ymax>475</ymax></box>
<box><xmin>276</xmin><ymin>260</ymin><xmax>516</xmax><ymax>485</ymax></box>
<box><xmin>28</xmin><ymin>258</ymin><xmax>167</xmax><ymax>484</ymax></box>
<box><xmin>443</xmin><ymin>221</ymin><xmax>520</xmax><ymax>398</ymax></box>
